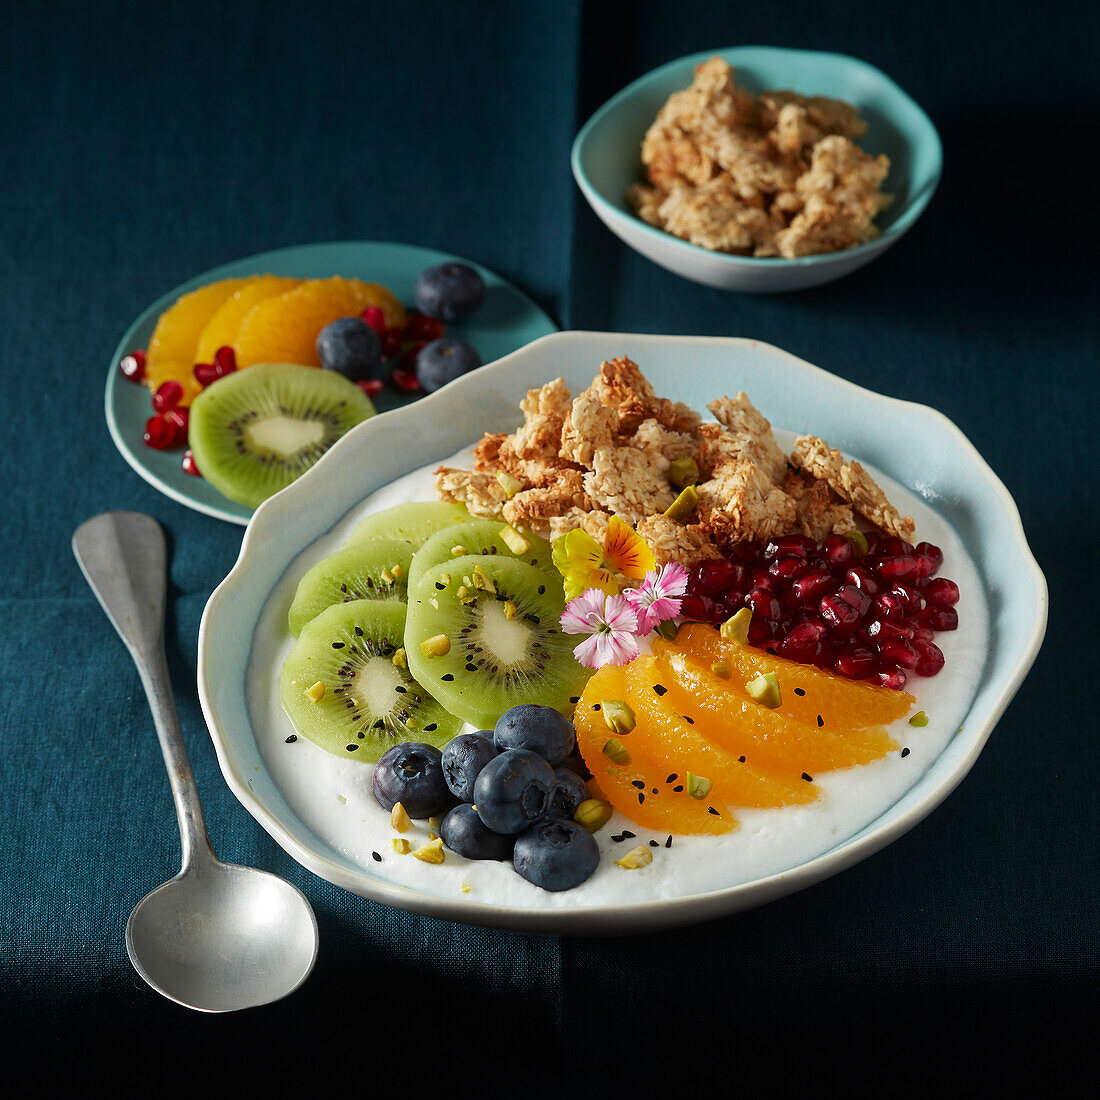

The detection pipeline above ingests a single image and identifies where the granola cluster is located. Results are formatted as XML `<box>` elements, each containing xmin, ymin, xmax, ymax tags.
<box><xmin>434</xmin><ymin>357</ymin><xmax>915</xmax><ymax>565</ymax></box>
<box><xmin>626</xmin><ymin>58</ymin><xmax>891</xmax><ymax>259</ymax></box>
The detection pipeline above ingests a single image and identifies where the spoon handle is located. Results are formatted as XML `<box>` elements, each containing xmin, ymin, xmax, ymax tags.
<box><xmin>72</xmin><ymin>511</ymin><xmax>213</xmax><ymax>870</ymax></box>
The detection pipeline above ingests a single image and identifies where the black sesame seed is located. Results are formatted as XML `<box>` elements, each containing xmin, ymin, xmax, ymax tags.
<box><xmin>622</xmin><ymin>831</ymin><xmax>635</xmax><ymax>839</ymax></box>
<box><xmin>465</xmin><ymin>664</ymin><xmax>478</xmax><ymax>672</ymax></box>
<box><xmin>738</xmin><ymin>756</ymin><xmax>746</xmax><ymax>763</ymax></box>
<box><xmin>395</xmin><ymin>685</ymin><xmax>407</xmax><ymax>694</ymax></box>
<box><xmin>665</xmin><ymin>835</ymin><xmax>672</xmax><ymax>848</ymax></box>
<box><xmin>425</xmin><ymin>723</ymin><xmax>437</xmax><ymax>732</ymax></box>
<box><xmin>373</xmin><ymin>719</ymin><xmax>384</xmax><ymax>729</ymax></box>
<box><xmin>569</xmin><ymin>696</ymin><xmax>579</xmax><ymax>703</ymax></box>
<box><xmin>673</xmin><ymin>785</ymin><xmax>684</xmax><ymax>793</ymax></box>
<box><xmin>901</xmin><ymin>747</ymin><xmax>911</xmax><ymax>758</ymax></box>
<box><xmin>441</xmin><ymin>674</ymin><xmax>454</xmax><ymax>681</ymax></box>
<box><xmin>346</xmin><ymin>744</ymin><xmax>359</xmax><ymax>752</ymax></box>
<box><xmin>592</xmin><ymin>703</ymin><xmax>601</xmax><ymax>711</ymax></box>
<box><xmin>284</xmin><ymin>735</ymin><xmax>297</xmax><ymax>744</ymax></box>
<box><xmin>682</xmin><ymin>715</ymin><xmax>694</xmax><ymax>724</ymax></box>
<box><xmin>538</xmin><ymin>585</ymin><xmax>545</xmax><ymax>595</ymax></box>
<box><xmin>435</xmin><ymin>582</ymin><xmax>446</xmax><ymax>590</ymax></box>
<box><xmin>357</xmin><ymin>732</ymin><xmax>365</xmax><ymax>739</ymax></box>
<box><xmin>354</xmin><ymin>626</ymin><xmax>363</xmax><ymax>636</ymax></box>
<box><xmin>794</xmin><ymin>687</ymin><xmax>806</xmax><ymax>696</ymax></box>
<box><xmin>766</xmin><ymin>647</ymin><xmax>777</xmax><ymax>655</ymax></box>
<box><xmin>802</xmin><ymin>772</ymin><xmax>813</xmax><ymax>782</ymax></box>
<box><xmin>649</xmin><ymin>840</ymin><xmax>659</xmax><ymax>848</ymax></box>
<box><xmin>707</xmin><ymin>806</ymin><xmax>719</xmax><ymax>815</ymax></box>
<box><xmin>651</xmin><ymin>788</ymin><xmax>658</xmax><ymax>795</ymax></box>
<box><xmin>817</xmin><ymin>715</ymin><xmax>824</xmax><ymax>727</ymax></box>
<box><xmin>638</xmin><ymin>793</ymin><xmax>645</xmax><ymax>804</ymax></box>
<box><xmin>371</xmin><ymin>852</ymin><xmax>382</xmax><ymax>863</ymax></box>
<box><xmin>653</xmin><ymin>684</ymin><xmax>667</xmax><ymax>696</ymax></box>
<box><xmin>666</xmin><ymin>773</ymin><xmax>678</xmax><ymax>784</ymax></box>
<box><xmin>332</xmin><ymin>642</ymin><xmax>345</xmax><ymax>649</ymax></box>
<box><xmin>632</xmin><ymin>780</ymin><xmax>645</xmax><ymax>790</ymax></box>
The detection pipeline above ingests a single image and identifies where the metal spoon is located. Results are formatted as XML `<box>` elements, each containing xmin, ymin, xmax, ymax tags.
<box><xmin>73</xmin><ymin>511</ymin><xmax>318</xmax><ymax>1012</ymax></box>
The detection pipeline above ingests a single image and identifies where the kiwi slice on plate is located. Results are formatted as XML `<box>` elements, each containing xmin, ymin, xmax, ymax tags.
<box><xmin>408</xmin><ymin>520</ymin><xmax>553</xmax><ymax>591</ymax></box>
<box><xmin>405</xmin><ymin>554</ymin><xmax>591</xmax><ymax>730</ymax></box>
<box><xmin>281</xmin><ymin>600</ymin><xmax>459</xmax><ymax>761</ymax></box>
<box><xmin>287</xmin><ymin>537</ymin><xmax>414</xmax><ymax>636</ymax></box>
<box><xmin>189</xmin><ymin>362</ymin><xmax>374</xmax><ymax>509</ymax></box>
<box><xmin>346</xmin><ymin>501</ymin><xmax>472</xmax><ymax>547</ymax></box>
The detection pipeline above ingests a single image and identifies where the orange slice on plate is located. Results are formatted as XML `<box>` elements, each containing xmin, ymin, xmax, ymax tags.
<box><xmin>194</xmin><ymin>274</ymin><xmax>301</xmax><ymax>364</ymax></box>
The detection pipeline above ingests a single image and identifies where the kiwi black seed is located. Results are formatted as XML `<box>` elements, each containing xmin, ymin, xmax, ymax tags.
<box><xmin>280</xmin><ymin>600</ymin><xmax>459</xmax><ymax>762</ymax></box>
<box><xmin>404</xmin><ymin>555</ymin><xmax>591</xmax><ymax>730</ymax></box>
<box><xmin>287</xmin><ymin>537</ymin><xmax>414</xmax><ymax>636</ymax></box>
<box><xmin>189</xmin><ymin>362</ymin><xmax>374</xmax><ymax>509</ymax></box>
<box><xmin>408</xmin><ymin>519</ymin><xmax>553</xmax><ymax>591</ymax></box>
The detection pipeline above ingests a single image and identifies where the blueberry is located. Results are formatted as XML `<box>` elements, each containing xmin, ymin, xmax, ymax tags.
<box><xmin>415</xmin><ymin>338</ymin><xmax>481</xmax><ymax>393</ymax></box>
<box><xmin>316</xmin><ymin>316</ymin><xmax>384</xmax><ymax>382</ymax></box>
<box><xmin>441</xmin><ymin>732</ymin><xmax>498</xmax><ymax>802</ymax></box>
<box><xmin>494</xmin><ymin>704</ymin><xmax>575</xmax><ymax>765</ymax></box>
<box><xmin>440</xmin><ymin>804</ymin><xmax>515</xmax><ymax>861</ymax></box>
<box><xmin>513</xmin><ymin>819</ymin><xmax>599</xmax><ymax>892</ymax></box>
<box><xmin>472</xmin><ymin>748</ymin><xmax>555</xmax><ymax>834</ymax></box>
<box><xmin>370</xmin><ymin>742</ymin><xmax>453</xmax><ymax>818</ymax></box>
<box><xmin>413</xmin><ymin>262</ymin><xmax>485</xmax><ymax>324</ymax></box>
<box><xmin>548</xmin><ymin>767</ymin><xmax>590</xmax><ymax>820</ymax></box>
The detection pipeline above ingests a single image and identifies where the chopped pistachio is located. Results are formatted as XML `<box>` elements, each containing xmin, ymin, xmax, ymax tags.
<box><xmin>499</xmin><ymin>525</ymin><xmax>531</xmax><ymax>555</ymax></box>
<box><xmin>600</xmin><ymin>699</ymin><xmax>636</xmax><ymax>735</ymax></box>
<box><xmin>305</xmin><ymin>680</ymin><xmax>325</xmax><ymax>702</ymax></box>
<box><xmin>460</xmin><ymin>883</ymin><xmax>472</xmax><ymax>894</ymax></box>
<box><xmin>720</xmin><ymin>607</ymin><xmax>752</xmax><ymax>644</ymax></box>
<box><xmin>663</xmin><ymin>484</ymin><xmax>700</xmax><ymax>523</ymax></box>
<box><xmin>745</xmin><ymin>671</ymin><xmax>782</xmax><ymax>709</ymax></box>
<box><xmin>380</xmin><ymin>569</ymin><xmax>395</xmax><ymax>586</ymax></box>
<box><xmin>390</xmin><ymin>802</ymin><xmax>412</xmax><ymax>833</ymax></box>
<box><xmin>685</xmin><ymin>772</ymin><xmax>712</xmax><ymax>800</ymax></box>
<box><xmin>437</xmin><ymin>573</ymin><xmax>451</xmax><ymax>587</ymax></box>
<box><xmin>420</xmin><ymin>633</ymin><xmax>451</xmax><ymax>658</ymax></box>
<box><xmin>392</xmin><ymin>838</ymin><xmax>411</xmax><ymax>855</ymax></box>
<box><xmin>503</xmin><ymin>600</ymin><xmax>518</xmax><ymax>621</ymax></box>
<box><xmin>412</xmin><ymin>837</ymin><xmax>445</xmax><ymax>864</ymax></box>
<box><xmin>472</xmin><ymin>565</ymin><xmax>497</xmax><ymax>594</ymax></box>
<box><xmin>668</xmin><ymin>456</ymin><xmax>700</xmax><ymax>488</ymax></box>
<box><xmin>405</xmin><ymin>717</ymin><xmax>418</xmax><ymax>730</ymax></box>
<box><xmin>391</xmin><ymin>564</ymin><xmax>404</xmax><ymax>579</ymax></box>
<box><xmin>845</xmin><ymin>530</ymin><xmax>869</xmax><ymax>557</ymax></box>
<box><xmin>450</xmin><ymin>545</ymin><xmax>467</xmax><ymax>557</ymax></box>
<box><xmin>602</xmin><ymin>738</ymin><xmax>631</xmax><ymax>765</ymax></box>
<box><xmin>392</xmin><ymin>646</ymin><xmax>407</xmax><ymax>669</ymax></box>
<box><xmin>574</xmin><ymin>798</ymin><xmax>613</xmax><ymax>833</ymax></box>
<box><xmin>496</xmin><ymin>472</ymin><xmax>523</xmax><ymax>499</ymax></box>
<box><xmin>456</xmin><ymin>585</ymin><xmax>475</xmax><ymax>604</ymax></box>
<box><xmin>428</xmin><ymin>816</ymin><xmax>441</xmax><ymax>833</ymax></box>
<box><xmin>429</xmin><ymin>597</ymin><xmax>439</xmax><ymax>610</ymax></box>
<box><xmin>616</xmin><ymin>845</ymin><xmax>653</xmax><ymax>870</ymax></box>
<box><xmin>710</xmin><ymin>660</ymin><xmax>732</xmax><ymax>680</ymax></box>
<box><xmin>909</xmin><ymin>711</ymin><xmax>929</xmax><ymax>727</ymax></box>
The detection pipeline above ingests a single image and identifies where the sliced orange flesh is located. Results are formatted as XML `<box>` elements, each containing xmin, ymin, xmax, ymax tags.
<box><xmin>626</xmin><ymin>657</ymin><xmax>818</xmax><ymax>810</ymax></box>
<box><xmin>573</xmin><ymin>665</ymin><xmax>737</xmax><ymax>835</ymax></box>
<box><xmin>194</xmin><ymin>275</ymin><xmax>301</xmax><ymax>364</ymax></box>
<box><xmin>145</xmin><ymin>277</ymin><xmax>250</xmax><ymax>401</ymax></box>
<box><xmin>658</xmin><ymin>623</ymin><xmax>914</xmax><ymax>729</ymax></box>
<box><xmin>652</xmin><ymin>649</ymin><xmax>899</xmax><ymax>776</ymax></box>
<box><xmin>234</xmin><ymin>277</ymin><xmax>406</xmax><ymax>368</ymax></box>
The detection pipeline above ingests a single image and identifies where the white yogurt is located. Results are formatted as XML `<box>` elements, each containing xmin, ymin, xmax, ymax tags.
<box><xmin>246</xmin><ymin>440</ymin><xmax>987</xmax><ymax>909</ymax></box>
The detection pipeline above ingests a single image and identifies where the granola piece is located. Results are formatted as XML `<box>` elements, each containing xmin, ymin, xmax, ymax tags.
<box><xmin>636</xmin><ymin>513</ymin><xmax>722</xmax><ymax>567</ymax></box>
<box><xmin>758</xmin><ymin>90</ymin><xmax>868</xmax><ymax>141</ymax></box>
<box><xmin>560</xmin><ymin>386</ymin><xmax>620</xmax><ymax>468</ymax></box>
<box><xmin>655</xmin><ymin>178</ymin><xmax>785</xmax><ymax>256</ymax></box>
<box><xmin>705</xmin><ymin>393</ymin><xmax>787</xmax><ymax>482</ymax></box>
<box><xmin>789</xmin><ymin>435</ymin><xmax>915</xmax><ymax>540</ymax></box>
<box><xmin>547</xmin><ymin>508</ymin><xmax>613</xmax><ymax>543</ymax></box>
<box><xmin>584</xmin><ymin>445</ymin><xmax>676</xmax><ymax>526</ymax></box>
<box><xmin>767</xmin><ymin>103</ymin><xmax>823</xmax><ymax>160</ymax></box>
<box><xmin>630</xmin><ymin>418</ymin><xmax>699</xmax><ymax>463</ymax></box>
<box><xmin>472</xmin><ymin>431</ymin><xmax>507</xmax><ymax>472</ymax></box>
<box><xmin>592</xmin><ymin>356</ymin><xmax>701</xmax><ymax>436</ymax></box>
<box><xmin>695</xmin><ymin>459</ymin><xmax>798</xmax><ymax>548</ymax></box>
<box><xmin>626</xmin><ymin>182</ymin><xmax>668</xmax><ymax>229</ymax></box>
<box><xmin>434</xmin><ymin>467</ymin><xmax>507</xmax><ymax>519</ymax></box>
<box><xmin>782</xmin><ymin>469</ymin><xmax>858</xmax><ymax>542</ymax></box>
<box><xmin>512</xmin><ymin>378</ymin><xmax>573</xmax><ymax>464</ymax></box>
<box><xmin>501</xmin><ymin>469</ymin><xmax>591</xmax><ymax>535</ymax></box>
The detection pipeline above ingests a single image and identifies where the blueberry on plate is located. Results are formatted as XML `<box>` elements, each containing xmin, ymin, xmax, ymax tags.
<box><xmin>441</xmin><ymin>731</ymin><xmax>499</xmax><ymax>802</ymax></box>
<box><xmin>415</xmin><ymin>337</ymin><xmax>481</xmax><ymax>393</ymax></box>
<box><xmin>548</xmin><ymin>767</ymin><xmax>590</xmax><ymax>820</ymax></box>
<box><xmin>494</xmin><ymin>704</ymin><xmax>575</xmax><ymax>765</ymax></box>
<box><xmin>440</xmin><ymin>804</ymin><xmax>515</xmax><ymax>861</ymax></box>
<box><xmin>371</xmin><ymin>742</ymin><xmax>453</xmax><ymax>818</ymax></box>
<box><xmin>413</xmin><ymin>262</ymin><xmax>485</xmax><ymax>324</ymax></box>
<box><xmin>513</xmin><ymin>819</ymin><xmax>599</xmax><ymax>892</ymax></box>
<box><xmin>316</xmin><ymin>316</ymin><xmax>384</xmax><ymax>382</ymax></box>
<box><xmin>472</xmin><ymin>748</ymin><xmax>555</xmax><ymax>834</ymax></box>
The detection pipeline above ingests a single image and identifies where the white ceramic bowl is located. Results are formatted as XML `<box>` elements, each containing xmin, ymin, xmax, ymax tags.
<box><xmin>198</xmin><ymin>332</ymin><xmax>1045</xmax><ymax>933</ymax></box>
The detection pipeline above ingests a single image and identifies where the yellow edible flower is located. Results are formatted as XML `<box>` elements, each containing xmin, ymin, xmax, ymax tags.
<box><xmin>551</xmin><ymin>516</ymin><xmax>656</xmax><ymax>602</ymax></box>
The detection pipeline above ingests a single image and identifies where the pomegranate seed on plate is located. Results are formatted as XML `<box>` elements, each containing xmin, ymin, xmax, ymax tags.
<box><xmin>764</xmin><ymin>534</ymin><xmax>814</xmax><ymax>560</ymax></box>
<box><xmin>791</xmin><ymin>569</ymin><xmax>834</xmax><ymax>604</ymax></box>
<box><xmin>834</xmin><ymin>644</ymin><xmax>877</xmax><ymax>679</ymax></box>
<box><xmin>875</xmin><ymin>667</ymin><xmax>908</xmax><ymax>690</ymax></box>
<box><xmin>918</xmin><ymin>606</ymin><xmax>959</xmax><ymax>631</ymax></box>
<box><xmin>746</xmin><ymin>587</ymin><xmax>781</xmax><ymax>621</ymax></box>
<box><xmin>403</xmin><ymin>312</ymin><xmax>445</xmax><ymax>343</ymax></box>
<box><xmin>152</xmin><ymin>380</ymin><xmax>184</xmax><ymax>413</ymax></box>
<box><xmin>820</xmin><ymin>533</ymin><xmax>854</xmax><ymax>567</ymax></box>
<box><xmin>182</xmin><ymin>449</ymin><xmax>201</xmax><ymax>477</ymax></box>
<box><xmin>874</xmin><ymin>591</ymin><xmax>907</xmax><ymax>622</ymax></box>
<box><xmin>818</xmin><ymin>592</ymin><xmax>861</xmax><ymax>634</ymax></box>
<box><xmin>882</xmin><ymin>536</ymin><xmax>915</xmax><ymax>557</ymax></box>
<box><xmin>391</xmin><ymin>367</ymin><xmax>422</xmax><ymax>393</ymax></box>
<box><xmin>380</xmin><ymin>328</ymin><xmax>404</xmax><ymax>358</ymax></box>
<box><xmin>769</xmin><ymin>554</ymin><xmax>810</xmax><ymax>583</ymax></box>
<box><xmin>844</xmin><ymin>566</ymin><xmax>880</xmax><ymax>595</ymax></box>
<box><xmin>913</xmin><ymin>639</ymin><xmax>945</xmax><ymax>676</ymax></box>
<box><xmin>878</xmin><ymin>555</ymin><xmax>920</xmax><ymax>582</ymax></box>
<box><xmin>889</xmin><ymin>583</ymin><xmax>925</xmax><ymax>615</ymax></box>
<box><xmin>361</xmin><ymin>306</ymin><xmax>387</xmax><ymax>334</ymax></box>
<box><xmin>213</xmin><ymin>346</ymin><xmax>237</xmax><ymax>374</ymax></box>
<box><xmin>119</xmin><ymin>349</ymin><xmax>146</xmax><ymax>382</ymax></box>
<box><xmin>776</xmin><ymin>620</ymin><xmax>826</xmax><ymax>662</ymax></box>
<box><xmin>143</xmin><ymin>415</ymin><xmax>175</xmax><ymax>451</ymax></box>
<box><xmin>910</xmin><ymin>623</ymin><xmax>934</xmax><ymax>642</ymax></box>
<box><xmin>747</xmin><ymin>615</ymin><xmax>776</xmax><ymax>646</ymax></box>
<box><xmin>864</xmin><ymin>618</ymin><xmax>915</xmax><ymax>644</ymax></box>
<box><xmin>914</xmin><ymin>542</ymin><xmax>944</xmax><ymax>575</ymax></box>
<box><xmin>696</xmin><ymin>559</ymin><xmax>744</xmax><ymax>595</ymax></box>
<box><xmin>167</xmin><ymin>407</ymin><xmax>189</xmax><ymax>437</ymax></box>
<box><xmin>876</xmin><ymin>638</ymin><xmax>920</xmax><ymax>669</ymax></box>
<box><xmin>357</xmin><ymin>378</ymin><xmax>385</xmax><ymax>397</ymax></box>
<box><xmin>837</xmin><ymin>584</ymin><xmax>872</xmax><ymax>618</ymax></box>
<box><xmin>681</xmin><ymin>594</ymin><xmax>725</xmax><ymax>623</ymax></box>
<box><xmin>193</xmin><ymin>362</ymin><xmax>220</xmax><ymax>388</ymax></box>
<box><xmin>748</xmin><ymin>567</ymin><xmax>775</xmax><ymax>591</ymax></box>
<box><xmin>921</xmin><ymin>577</ymin><xmax>960</xmax><ymax>606</ymax></box>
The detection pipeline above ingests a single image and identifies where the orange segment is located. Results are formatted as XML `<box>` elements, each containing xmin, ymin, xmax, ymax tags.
<box><xmin>626</xmin><ymin>657</ymin><xmax>818</xmax><ymax>809</ymax></box>
<box><xmin>234</xmin><ymin>277</ymin><xmax>406</xmax><ymax>368</ymax></box>
<box><xmin>653</xmin><ymin>649</ymin><xmax>898</xmax><ymax>776</ymax></box>
<box><xmin>573</xmin><ymin>665</ymin><xmax>737</xmax><ymax>835</ymax></box>
<box><xmin>145</xmin><ymin>277</ymin><xmax>250</xmax><ymax>401</ymax></box>
<box><xmin>194</xmin><ymin>275</ymin><xmax>301</xmax><ymax>364</ymax></box>
<box><xmin>659</xmin><ymin>623</ymin><xmax>914</xmax><ymax>729</ymax></box>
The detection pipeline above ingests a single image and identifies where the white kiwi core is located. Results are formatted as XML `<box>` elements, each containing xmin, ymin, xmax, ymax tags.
<box><xmin>247</xmin><ymin>415</ymin><xmax>325</xmax><ymax>457</ymax></box>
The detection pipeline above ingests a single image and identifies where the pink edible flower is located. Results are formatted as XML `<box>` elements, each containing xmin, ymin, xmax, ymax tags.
<box><xmin>624</xmin><ymin>562</ymin><xmax>689</xmax><ymax>634</ymax></box>
<box><xmin>560</xmin><ymin>589</ymin><xmax>640</xmax><ymax>669</ymax></box>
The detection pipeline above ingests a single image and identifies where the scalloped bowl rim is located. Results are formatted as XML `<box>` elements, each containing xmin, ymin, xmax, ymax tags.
<box><xmin>198</xmin><ymin>331</ymin><xmax>1045</xmax><ymax>933</ymax></box>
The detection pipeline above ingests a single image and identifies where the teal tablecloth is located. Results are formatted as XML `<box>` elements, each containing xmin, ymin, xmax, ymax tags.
<box><xmin>1</xmin><ymin>0</ymin><xmax>1094</xmax><ymax>1090</ymax></box>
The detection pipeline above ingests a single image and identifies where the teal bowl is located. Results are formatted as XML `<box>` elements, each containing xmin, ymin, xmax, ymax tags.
<box><xmin>571</xmin><ymin>46</ymin><xmax>942</xmax><ymax>292</ymax></box>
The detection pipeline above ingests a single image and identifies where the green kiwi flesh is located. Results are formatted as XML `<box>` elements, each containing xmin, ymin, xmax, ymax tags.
<box><xmin>189</xmin><ymin>362</ymin><xmax>374</xmax><ymax>509</ymax></box>
<box><xmin>287</xmin><ymin>537</ymin><xmax>414</xmax><ymax>636</ymax></box>
<box><xmin>345</xmin><ymin>501</ymin><xmax>472</xmax><ymax>547</ymax></box>
<box><xmin>408</xmin><ymin>520</ymin><xmax>553</xmax><ymax>592</ymax></box>
<box><xmin>405</xmin><ymin>555</ymin><xmax>590</xmax><ymax>730</ymax></box>
<box><xmin>280</xmin><ymin>600</ymin><xmax>459</xmax><ymax>762</ymax></box>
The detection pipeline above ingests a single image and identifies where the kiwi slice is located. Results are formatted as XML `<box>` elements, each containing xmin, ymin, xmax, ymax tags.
<box><xmin>280</xmin><ymin>600</ymin><xmax>459</xmax><ymax>761</ymax></box>
<box><xmin>346</xmin><ymin>501</ymin><xmax>472</xmax><ymax>547</ymax></box>
<box><xmin>405</xmin><ymin>555</ymin><xmax>591</xmax><ymax>730</ymax></box>
<box><xmin>287</xmin><ymin>537</ymin><xmax>414</xmax><ymax>636</ymax></box>
<box><xmin>408</xmin><ymin>520</ymin><xmax>553</xmax><ymax>591</ymax></box>
<box><xmin>189</xmin><ymin>362</ymin><xmax>374</xmax><ymax>509</ymax></box>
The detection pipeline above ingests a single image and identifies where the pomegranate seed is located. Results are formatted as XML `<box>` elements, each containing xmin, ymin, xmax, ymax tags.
<box><xmin>182</xmin><ymin>449</ymin><xmax>202</xmax><ymax>477</ymax></box>
<box><xmin>863</xmin><ymin>532</ymin><xmax>884</xmax><ymax>556</ymax></box>
<box><xmin>746</xmin><ymin>587</ymin><xmax>781</xmax><ymax>621</ymax></box>
<box><xmin>380</xmin><ymin>328</ymin><xmax>404</xmax><ymax>358</ymax></box>
<box><xmin>721</xmin><ymin>589</ymin><xmax>747</xmax><ymax>615</ymax></box>
<box><xmin>913</xmin><ymin>639</ymin><xmax>945</xmax><ymax>677</ymax></box>
<box><xmin>918</xmin><ymin>606</ymin><xmax>959</xmax><ymax>631</ymax></box>
<box><xmin>818</xmin><ymin>592</ymin><xmax>861</xmax><ymax>634</ymax></box>
<box><xmin>361</xmin><ymin>306</ymin><xmax>387</xmax><ymax>334</ymax></box>
<box><xmin>357</xmin><ymin>378</ymin><xmax>385</xmax><ymax>397</ymax></box>
<box><xmin>213</xmin><ymin>346</ymin><xmax>237</xmax><ymax>374</ymax></box>
<box><xmin>875</xmin><ymin>591</ymin><xmax>908</xmax><ymax>622</ymax></box>
<box><xmin>681</xmin><ymin>594</ymin><xmax>725</xmax><ymax>623</ymax></box>
<box><xmin>397</xmin><ymin>340</ymin><xmax>426</xmax><ymax>373</ymax></box>
<box><xmin>193</xmin><ymin>362</ymin><xmax>219</xmax><ymax>388</ymax></box>
<box><xmin>889</xmin><ymin>583</ymin><xmax>924</xmax><ymax>615</ymax></box>
<box><xmin>747</xmin><ymin>615</ymin><xmax>777</xmax><ymax>645</ymax></box>
<box><xmin>820</xmin><ymin>533</ymin><xmax>854</xmax><ymax>567</ymax></box>
<box><xmin>768</xmin><ymin>554</ymin><xmax>810</xmax><ymax>583</ymax></box>
<box><xmin>776</xmin><ymin>621</ymin><xmax>826</xmax><ymax>662</ymax></box>
<box><xmin>864</xmin><ymin>618</ymin><xmax>916</xmax><ymax>644</ymax></box>
<box><xmin>844</xmin><ymin>566</ymin><xmax>880</xmax><ymax>595</ymax></box>
<box><xmin>910</xmin><ymin>623</ymin><xmax>934</xmax><ymax>642</ymax></box>
<box><xmin>152</xmin><ymin>380</ymin><xmax>184</xmax><ymax>413</ymax></box>
<box><xmin>143</xmin><ymin>415</ymin><xmax>175</xmax><ymax>450</ymax></box>
<box><xmin>914</xmin><ymin>542</ymin><xmax>943</xmax><ymax>575</ymax></box>
<box><xmin>921</xmin><ymin>577</ymin><xmax>960</xmax><ymax>606</ymax></box>
<box><xmin>878</xmin><ymin>555</ymin><xmax>920</xmax><ymax>582</ymax></box>
<box><xmin>764</xmin><ymin>534</ymin><xmax>814</xmax><ymax>560</ymax></box>
<box><xmin>391</xmin><ymin>367</ymin><xmax>422</xmax><ymax>393</ymax></box>
<box><xmin>167</xmin><ymin>407</ymin><xmax>189</xmax><ymax>437</ymax></box>
<box><xmin>791</xmin><ymin>569</ymin><xmax>834</xmax><ymax>604</ymax></box>
<box><xmin>834</xmin><ymin>644</ymin><xmax>877</xmax><ymax>679</ymax></box>
<box><xmin>404</xmin><ymin>312</ymin><xmax>445</xmax><ymax>342</ymax></box>
<box><xmin>837</xmin><ymin>584</ymin><xmax>872</xmax><ymax>618</ymax></box>
<box><xmin>876</xmin><ymin>638</ymin><xmax>920</xmax><ymax>669</ymax></box>
<box><xmin>696</xmin><ymin>559</ymin><xmax>745</xmax><ymax>595</ymax></box>
<box><xmin>119</xmin><ymin>349</ymin><xmax>147</xmax><ymax>382</ymax></box>
<box><xmin>882</xmin><ymin>536</ymin><xmax>914</xmax><ymax>557</ymax></box>
<box><xmin>730</xmin><ymin>543</ymin><xmax>763</xmax><ymax>567</ymax></box>
<box><xmin>875</xmin><ymin>667</ymin><xmax>908</xmax><ymax>690</ymax></box>
<box><xmin>748</xmin><ymin>568</ymin><xmax>775</xmax><ymax>591</ymax></box>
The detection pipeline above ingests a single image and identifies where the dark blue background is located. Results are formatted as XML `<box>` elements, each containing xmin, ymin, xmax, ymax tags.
<box><xmin>2</xmin><ymin>0</ymin><xmax>1095</xmax><ymax>1090</ymax></box>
